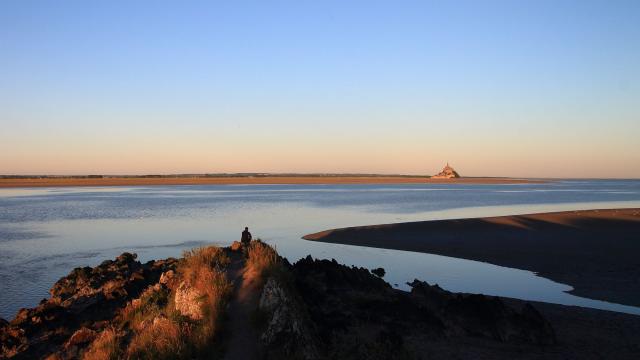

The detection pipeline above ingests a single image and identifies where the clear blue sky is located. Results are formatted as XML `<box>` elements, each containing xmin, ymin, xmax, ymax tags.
<box><xmin>1</xmin><ymin>0</ymin><xmax>639</xmax><ymax>177</ymax></box>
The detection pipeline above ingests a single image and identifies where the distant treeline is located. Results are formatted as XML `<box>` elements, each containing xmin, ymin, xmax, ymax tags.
<box><xmin>0</xmin><ymin>175</ymin><xmax>107</xmax><ymax>179</ymax></box>
<box><xmin>0</xmin><ymin>173</ymin><xmax>430</xmax><ymax>179</ymax></box>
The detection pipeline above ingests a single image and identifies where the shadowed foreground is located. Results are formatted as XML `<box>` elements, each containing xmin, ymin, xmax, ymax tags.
<box><xmin>304</xmin><ymin>208</ymin><xmax>640</xmax><ymax>307</ymax></box>
<box><xmin>1</xmin><ymin>240</ymin><xmax>639</xmax><ymax>359</ymax></box>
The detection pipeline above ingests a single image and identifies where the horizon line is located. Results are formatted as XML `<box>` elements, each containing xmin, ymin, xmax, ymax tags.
<box><xmin>0</xmin><ymin>173</ymin><xmax>638</xmax><ymax>181</ymax></box>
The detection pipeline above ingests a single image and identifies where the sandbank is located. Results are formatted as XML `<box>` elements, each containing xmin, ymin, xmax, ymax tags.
<box><xmin>303</xmin><ymin>208</ymin><xmax>640</xmax><ymax>307</ymax></box>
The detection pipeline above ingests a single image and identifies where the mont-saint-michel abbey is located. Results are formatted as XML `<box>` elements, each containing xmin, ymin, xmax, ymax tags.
<box><xmin>432</xmin><ymin>163</ymin><xmax>460</xmax><ymax>179</ymax></box>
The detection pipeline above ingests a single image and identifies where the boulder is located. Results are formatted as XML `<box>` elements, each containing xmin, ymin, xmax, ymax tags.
<box><xmin>259</xmin><ymin>277</ymin><xmax>321</xmax><ymax>360</ymax></box>
<box><xmin>64</xmin><ymin>327</ymin><xmax>96</xmax><ymax>350</ymax></box>
<box><xmin>371</xmin><ymin>267</ymin><xmax>386</xmax><ymax>277</ymax></box>
<box><xmin>174</xmin><ymin>281</ymin><xmax>204</xmax><ymax>320</ymax></box>
<box><xmin>159</xmin><ymin>270</ymin><xmax>175</xmax><ymax>286</ymax></box>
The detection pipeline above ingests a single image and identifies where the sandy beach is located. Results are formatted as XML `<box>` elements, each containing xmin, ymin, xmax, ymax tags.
<box><xmin>304</xmin><ymin>208</ymin><xmax>640</xmax><ymax>307</ymax></box>
<box><xmin>0</xmin><ymin>176</ymin><xmax>542</xmax><ymax>188</ymax></box>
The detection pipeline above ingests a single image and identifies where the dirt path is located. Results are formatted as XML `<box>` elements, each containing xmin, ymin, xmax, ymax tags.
<box><xmin>223</xmin><ymin>250</ymin><xmax>262</xmax><ymax>360</ymax></box>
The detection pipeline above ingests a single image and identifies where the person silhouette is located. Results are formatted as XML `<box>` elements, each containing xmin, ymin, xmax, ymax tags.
<box><xmin>241</xmin><ymin>227</ymin><xmax>252</xmax><ymax>245</ymax></box>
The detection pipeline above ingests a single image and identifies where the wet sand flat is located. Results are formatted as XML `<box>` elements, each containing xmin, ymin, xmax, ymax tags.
<box><xmin>303</xmin><ymin>208</ymin><xmax>640</xmax><ymax>307</ymax></box>
<box><xmin>0</xmin><ymin>176</ymin><xmax>541</xmax><ymax>188</ymax></box>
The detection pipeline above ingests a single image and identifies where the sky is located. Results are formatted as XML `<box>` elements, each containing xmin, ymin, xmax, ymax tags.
<box><xmin>1</xmin><ymin>1</ymin><xmax>639</xmax><ymax>178</ymax></box>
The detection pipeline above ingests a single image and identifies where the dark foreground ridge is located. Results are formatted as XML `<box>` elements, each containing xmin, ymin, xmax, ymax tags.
<box><xmin>304</xmin><ymin>208</ymin><xmax>640</xmax><ymax>307</ymax></box>
<box><xmin>0</xmin><ymin>253</ymin><xmax>177</xmax><ymax>359</ymax></box>
<box><xmin>265</xmin><ymin>256</ymin><xmax>556</xmax><ymax>359</ymax></box>
<box><xmin>1</xmin><ymin>241</ymin><xmax>640</xmax><ymax>359</ymax></box>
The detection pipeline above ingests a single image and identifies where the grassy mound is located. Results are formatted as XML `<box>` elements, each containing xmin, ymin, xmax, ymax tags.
<box><xmin>82</xmin><ymin>246</ymin><xmax>232</xmax><ymax>360</ymax></box>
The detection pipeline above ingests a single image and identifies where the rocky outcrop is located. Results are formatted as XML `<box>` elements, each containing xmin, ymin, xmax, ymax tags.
<box><xmin>265</xmin><ymin>256</ymin><xmax>556</xmax><ymax>359</ymax></box>
<box><xmin>407</xmin><ymin>279</ymin><xmax>555</xmax><ymax>344</ymax></box>
<box><xmin>61</xmin><ymin>327</ymin><xmax>97</xmax><ymax>358</ymax></box>
<box><xmin>174</xmin><ymin>281</ymin><xmax>205</xmax><ymax>320</ymax></box>
<box><xmin>258</xmin><ymin>276</ymin><xmax>321</xmax><ymax>360</ymax></box>
<box><xmin>0</xmin><ymin>253</ymin><xmax>177</xmax><ymax>359</ymax></box>
<box><xmin>0</xmin><ymin>246</ymin><xmax>563</xmax><ymax>360</ymax></box>
<box><xmin>159</xmin><ymin>269</ymin><xmax>175</xmax><ymax>286</ymax></box>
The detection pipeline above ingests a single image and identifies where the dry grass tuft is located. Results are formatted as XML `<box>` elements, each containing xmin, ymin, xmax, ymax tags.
<box><xmin>82</xmin><ymin>245</ymin><xmax>232</xmax><ymax>359</ymax></box>
<box><xmin>126</xmin><ymin>317</ymin><xmax>184</xmax><ymax>359</ymax></box>
<box><xmin>81</xmin><ymin>328</ymin><xmax>121</xmax><ymax>360</ymax></box>
<box><xmin>179</xmin><ymin>265</ymin><xmax>231</xmax><ymax>352</ymax></box>
<box><xmin>174</xmin><ymin>246</ymin><xmax>232</xmax><ymax>356</ymax></box>
<box><xmin>183</xmin><ymin>246</ymin><xmax>230</xmax><ymax>269</ymax></box>
<box><xmin>120</xmin><ymin>285</ymin><xmax>169</xmax><ymax>328</ymax></box>
<box><xmin>180</xmin><ymin>246</ymin><xmax>229</xmax><ymax>283</ymax></box>
<box><xmin>246</xmin><ymin>239</ymin><xmax>279</xmax><ymax>278</ymax></box>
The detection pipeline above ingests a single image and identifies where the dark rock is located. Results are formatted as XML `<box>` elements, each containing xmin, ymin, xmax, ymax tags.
<box><xmin>371</xmin><ymin>267</ymin><xmax>386</xmax><ymax>278</ymax></box>
<box><xmin>0</xmin><ymin>253</ymin><xmax>177</xmax><ymax>359</ymax></box>
<box><xmin>64</xmin><ymin>327</ymin><xmax>96</xmax><ymax>349</ymax></box>
<box><xmin>408</xmin><ymin>280</ymin><xmax>556</xmax><ymax>345</ymax></box>
<box><xmin>259</xmin><ymin>277</ymin><xmax>321</xmax><ymax>360</ymax></box>
<box><xmin>263</xmin><ymin>255</ymin><xmax>556</xmax><ymax>359</ymax></box>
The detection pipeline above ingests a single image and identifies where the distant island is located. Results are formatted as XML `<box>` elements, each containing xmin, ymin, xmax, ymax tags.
<box><xmin>431</xmin><ymin>162</ymin><xmax>461</xmax><ymax>179</ymax></box>
<box><xmin>0</xmin><ymin>171</ymin><xmax>541</xmax><ymax>188</ymax></box>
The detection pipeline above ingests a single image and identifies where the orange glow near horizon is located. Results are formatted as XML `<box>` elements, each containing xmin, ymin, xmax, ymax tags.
<box><xmin>1</xmin><ymin>124</ymin><xmax>639</xmax><ymax>178</ymax></box>
<box><xmin>2</xmin><ymin>2</ymin><xmax>639</xmax><ymax>179</ymax></box>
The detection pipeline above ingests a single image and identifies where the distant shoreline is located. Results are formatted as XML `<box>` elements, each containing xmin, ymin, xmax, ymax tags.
<box><xmin>303</xmin><ymin>208</ymin><xmax>640</xmax><ymax>308</ymax></box>
<box><xmin>0</xmin><ymin>175</ymin><xmax>543</xmax><ymax>188</ymax></box>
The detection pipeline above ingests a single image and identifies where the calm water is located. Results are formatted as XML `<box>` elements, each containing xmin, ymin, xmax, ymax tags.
<box><xmin>1</xmin><ymin>180</ymin><xmax>640</xmax><ymax>319</ymax></box>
